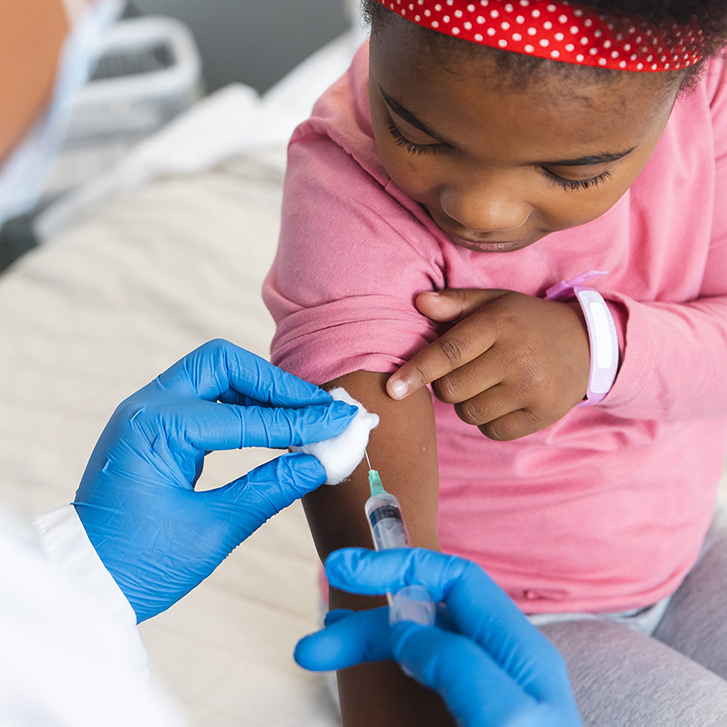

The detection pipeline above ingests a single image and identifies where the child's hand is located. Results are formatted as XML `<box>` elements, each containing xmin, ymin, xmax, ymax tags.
<box><xmin>387</xmin><ymin>289</ymin><xmax>591</xmax><ymax>440</ymax></box>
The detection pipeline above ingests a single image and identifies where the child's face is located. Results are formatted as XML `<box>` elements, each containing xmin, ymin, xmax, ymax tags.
<box><xmin>368</xmin><ymin>19</ymin><xmax>681</xmax><ymax>253</ymax></box>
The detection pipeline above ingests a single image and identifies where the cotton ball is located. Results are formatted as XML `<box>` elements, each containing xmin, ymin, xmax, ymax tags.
<box><xmin>292</xmin><ymin>388</ymin><xmax>379</xmax><ymax>485</ymax></box>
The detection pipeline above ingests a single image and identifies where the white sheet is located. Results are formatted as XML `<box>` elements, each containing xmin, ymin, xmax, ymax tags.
<box><xmin>0</xmin><ymin>146</ymin><xmax>341</xmax><ymax>725</ymax></box>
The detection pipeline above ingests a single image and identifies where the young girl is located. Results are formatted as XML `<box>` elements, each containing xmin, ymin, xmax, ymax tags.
<box><xmin>263</xmin><ymin>1</ymin><xmax>727</xmax><ymax>724</ymax></box>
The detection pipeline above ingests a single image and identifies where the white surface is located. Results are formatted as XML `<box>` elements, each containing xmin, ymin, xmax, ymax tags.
<box><xmin>589</xmin><ymin>300</ymin><xmax>613</xmax><ymax>370</ymax></box>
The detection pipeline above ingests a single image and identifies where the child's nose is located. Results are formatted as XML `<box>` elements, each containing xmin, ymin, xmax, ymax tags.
<box><xmin>439</xmin><ymin>181</ymin><xmax>529</xmax><ymax>235</ymax></box>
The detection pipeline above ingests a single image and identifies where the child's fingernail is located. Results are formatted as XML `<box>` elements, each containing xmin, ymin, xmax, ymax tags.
<box><xmin>389</xmin><ymin>379</ymin><xmax>409</xmax><ymax>399</ymax></box>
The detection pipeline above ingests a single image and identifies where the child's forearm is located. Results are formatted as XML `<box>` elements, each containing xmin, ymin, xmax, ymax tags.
<box><xmin>302</xmin><ymin>370</ymin><xmax>455</xmax><ymax>726</ymax></box>
<box><xmin>596</xmin><ymin>295</ymin><xmax>727</xmax><ymax>420</ymax></box>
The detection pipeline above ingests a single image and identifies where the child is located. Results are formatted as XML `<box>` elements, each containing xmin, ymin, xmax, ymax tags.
<box><xmin>263</xmin><ymin>1</ymin><xmax>727</xmax><ymax>724</ymax></box>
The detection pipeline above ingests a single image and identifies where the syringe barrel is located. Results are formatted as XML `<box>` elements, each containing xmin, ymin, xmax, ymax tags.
<box><xmin>365</xmin><ymin>492</ymin><xmax>411</xmax><ymax>551</ymax></box>
<box><xmin>364</xmin><ymin>490</ymin><xmax>437</xmax><ymax>628</ymax></box>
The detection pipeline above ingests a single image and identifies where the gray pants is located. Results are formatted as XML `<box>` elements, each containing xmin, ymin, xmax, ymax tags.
<box><xmin>540</xmin><ymin>524</ymin><xmax>727</xmax><ymax>725</ymax></box>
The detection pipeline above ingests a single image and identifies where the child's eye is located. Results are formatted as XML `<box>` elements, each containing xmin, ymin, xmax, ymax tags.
<box><xmin>542</xmin><ymin>168</ymin><xmax>612</xmax><ymax>191</ymax></box>
<box><xmin>388</xmin><ymin>122</ymin><xmax>447</xmax><ymax>156</ymax></box>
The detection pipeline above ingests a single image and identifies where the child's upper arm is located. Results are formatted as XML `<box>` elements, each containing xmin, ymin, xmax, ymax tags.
<box><xmin>302</xmin><ymin>369</ymin><xmax>455</xmax><ymax>727</ymax></box>
<box><xmin>264</xmin><ymin>66</ymin><xmax>454</xmax><ymax>722</ymax></box>
<box><xmin>304</xmin><ymin>369</ymin><xmax>440</xmax><ymax>561</ymax></box>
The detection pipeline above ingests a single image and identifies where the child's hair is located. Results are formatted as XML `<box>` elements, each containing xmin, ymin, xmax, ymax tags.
<box><xmin>361</xmin><ymin>0</ymin><xmax>727</xmax><ymax>90</ymax></box>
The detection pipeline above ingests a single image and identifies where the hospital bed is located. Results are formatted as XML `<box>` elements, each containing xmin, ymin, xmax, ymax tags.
<box><xmin>0</xmin><ymin>19</ymin><xmax>365</xmax><ymax>726</ymax></box>
<box><xmin>2</xmin><ymin>11</ymin><xmax>726</xmax><ymax>727</ymax></box>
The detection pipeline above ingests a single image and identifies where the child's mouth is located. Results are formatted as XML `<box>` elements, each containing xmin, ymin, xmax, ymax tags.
<box><xmin>433</xmin><ymin>212</ymin><xmax>533</xmax><ymax>253</ymax></box>
<box><xmin>450</xmin><ymin>234</ymin><xmax>530</xmax><ymax>253</ymax></box>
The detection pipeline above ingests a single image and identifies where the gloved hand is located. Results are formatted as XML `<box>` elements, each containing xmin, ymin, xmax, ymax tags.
<box><xmin>74</xmin><ymin>339</ymin><xmax>357</xmax><ymax>623</ymax></box>
<box><xmin>295</xmin><ymin>548</ymin><xmax>583</xmax><ymax>727</ymax></box>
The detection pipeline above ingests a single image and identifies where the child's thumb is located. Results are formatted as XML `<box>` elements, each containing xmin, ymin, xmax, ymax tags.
<box><xmin>415</xmin><ymin>288</ymin><xmax>509</xmax><ymax>322</ymax></box>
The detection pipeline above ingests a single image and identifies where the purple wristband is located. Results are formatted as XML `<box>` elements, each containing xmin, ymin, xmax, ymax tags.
<box><xmin>545</xmin><ymin>270</ymin><xmax>619</xmax><ymax>406</ymax></box>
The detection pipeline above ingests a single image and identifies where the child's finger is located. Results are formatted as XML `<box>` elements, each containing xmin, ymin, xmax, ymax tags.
<box><xmin>432</xmin><ymin>351</ymin><xmax>504</xmax><ymax>404</ymax></box>
<box><xmin>387</xmin><ymin>314</ymin><xmax>499</xmax><ymax>400</ymax></box>
<box><xmin>452</xmin><ymin>386</ymin><xmax>522</xmax><ymax>430</ymax></box>
<box><xmin>478</xmin><ymin>408</ymin><xmax>545</xmax><ymax>441</ymax></box>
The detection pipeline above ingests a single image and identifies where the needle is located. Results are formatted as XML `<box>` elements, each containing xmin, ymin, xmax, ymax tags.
<box><xmin>365</xmin><ymin>449</ymin><xmax>372</xmax><ymax>471</ymax></box>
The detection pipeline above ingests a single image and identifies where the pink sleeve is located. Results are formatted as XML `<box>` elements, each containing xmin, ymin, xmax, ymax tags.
<box><xmin>601</xmin><ymin>55</ymin><xmax>727</xmax><ymax>420</ymax></box>
<box><xmin>263</xmin><ymin>131</ymin><xmax>445</xmax><ymax>385</ymax></box>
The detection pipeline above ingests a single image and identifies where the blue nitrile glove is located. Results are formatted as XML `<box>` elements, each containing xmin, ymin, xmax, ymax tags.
<box><xmin>74</xmin><ymin>339</ymin><xmax>357</xmax><ymax>623</ymax></box>
<box><xmin>295</xmin><ymin>548</ymin><xmax>583</xmax><ymax>727</ymax></box>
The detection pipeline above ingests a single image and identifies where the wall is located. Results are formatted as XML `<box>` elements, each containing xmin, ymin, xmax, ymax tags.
<box><xmin>130</xmin><ymin>0</ymin><xmax>352</xmax><ymax>93</ymax></box>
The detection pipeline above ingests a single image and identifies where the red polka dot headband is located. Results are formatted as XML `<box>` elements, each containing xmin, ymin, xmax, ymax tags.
<box><xmin>375</xmin><ymin>0</ymin><xmax>704</xmax><ymax>71</ymax></box>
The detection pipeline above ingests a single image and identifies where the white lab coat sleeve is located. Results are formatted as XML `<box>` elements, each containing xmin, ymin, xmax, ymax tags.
<box><xmin>33</xmin><ymin>504</ymin><xmax>150</xmax><ymax>678</ymax></box>
<box><xmin>0</xmin><ymin>502</ymin><xmax>189</xmax><ymax>727</ymax></box>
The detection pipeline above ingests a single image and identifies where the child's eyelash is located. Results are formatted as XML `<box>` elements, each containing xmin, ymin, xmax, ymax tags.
<box><xmin>386</xmin><ymin>120</ymin><xmax>611</xmax><ymax>191</ymax></box>
<box><xmin>543</xmin><ymin>168</ymin><xmax>612</xmax><ymax>191</ymax></box>
<box><xmin>387</xmin><ymin>122</ymin><xmax>445</xmax><ymax>156</ymax></box>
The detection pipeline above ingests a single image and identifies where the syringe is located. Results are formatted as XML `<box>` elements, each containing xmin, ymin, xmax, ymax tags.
<box><xmin>364</xmin><ymin>451</ymin><xmax>436</xmax><ymax>627</ymax></box>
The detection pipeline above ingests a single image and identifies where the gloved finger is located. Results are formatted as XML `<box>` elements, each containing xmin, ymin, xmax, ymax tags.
<box><xmin>391</xmin><ymin>622</ymin><xmax>544</xmax><ymax>727</ymax></box>
<box><xmin>325</xmin><ymin>548</ymin><xmax>468</xmax><ymax>603</ymax></box>
<box><xmin>327</xmin><ymin>549</ymin><xmax>566</xmax><ymax>701</ymax></box>
<box><xmin>324</xmin><ymin>603</ymin><xmax>456</xmax><ymax>633</ymax></box>
<box><xmin>157</xmin><ymin>339</ymin><xmax>335</xmax><ymax>407</ymax></box>
<box><xmin>157</xmin><ymin>398</ymin><xmax>357</xmax><ymax>451</ymax></box>
<box><xmin>208</xmin><ymin>453</ymin><xmax>328</xmax><ymax>527</ymax></box>
<box><xmin>295</xmin><ymin>607</ymin><xmax>393</xmax><ymax>671</ymax></box>
<box><xmin>217</xmin><ymin>388</ymin><xmax>256</xmax><ymax>407</ymax></box>
<box><xmin>325</xmin><ymin>608</ymin><xmax>356</xmax><ymax>626</ymax></box>
<box><xmin>327</xmin><ymin>548</ymin><xmax>544</xmax><ymax>644</ymax></box>
<box><xmin>215</xmin><ymin>389</ymin><xmax>304</xmax><ymax>409</ymax></box>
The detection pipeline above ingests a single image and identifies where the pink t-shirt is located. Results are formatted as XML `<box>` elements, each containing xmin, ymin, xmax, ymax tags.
<box><xmin>263</xmin><ymin>43</ymin><xmax>727</xmax><ymax>614</ymax></box>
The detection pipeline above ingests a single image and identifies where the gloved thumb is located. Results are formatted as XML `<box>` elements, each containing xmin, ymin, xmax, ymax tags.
<box><xmin>294</xmin><ymin>607</ymin><xmax>392</xmax><ymax>671</ymax></box>
<box><xmin>209</xmin><ymin>452</ymin><xmax>327</xmax><ymax>534</ymax></box>
<box><xmin>391</xmin><ymin>622</ymin><xmax>541</xmax><ymax>727</ymax></box>
<box><xmin>415</xmin><ymin>289</ymin><xmax>510</xmax><ymax>323</ymax></box>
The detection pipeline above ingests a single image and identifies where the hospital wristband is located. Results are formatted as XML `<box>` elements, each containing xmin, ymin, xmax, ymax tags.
<box><xmin>544</xmin><ymin>271</ymin><xmax>619</xmax><ymax>406</ymax></box>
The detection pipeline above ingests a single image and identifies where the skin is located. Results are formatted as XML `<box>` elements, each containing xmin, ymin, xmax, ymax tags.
<box><xmin>303</xmin><ymin>371</ymin><xmax>452</xmax><ymax>727</ymax></box>
<box><xmin>0</xmin><ymin>0</ymin><xmax>87</xmax><ymax>166</ymax></box>
<box><xmin>369</xmin><ymin>16</ymin><xmax>679</xmax><ymax>253</ymax></box>
<box><xmin>371</xmin><ymin>16</ymin><xmax>683</xmax><ymax>439</ymax></box>
<box><xmin>303</xmin><ymin>13</ymin><xmax>688</xmax><ymax>727</ymax></box>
